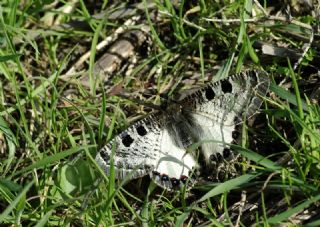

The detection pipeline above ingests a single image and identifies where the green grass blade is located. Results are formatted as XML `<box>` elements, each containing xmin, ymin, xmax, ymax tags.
<box><xmin>305</xmin><ymin>218</ymin><xmax>320</xmax><ymax>226</ymax></box>
<box><xmin>267</xmin><ymin>194</ymin><xmax>320</xmax><ymax>224</ymax></box>
<box><xmin>0</xmin><ymin>180</ymin><xmax>34</xmax><ymax>223</ymax></box>
<box><xmin>34</xmin><ymin>210</ymin><xmax>53</xmax><ymax>227</ymax></box>
<box><xmin>0</xmin><ymin>53</ymin><xmax>21</xmax><ymax>62</ymax></box>
<box><xmin>269</xmin><ymin>83</ymin><xmax>308</xmax><ymax>111</ymax></box>
<box><xmin>234</xmin><ymin>145</ymin><xmax>281</xmax><ymax>171</ymax></box>
<box><xmin>12</xmin><ymin>145</ymin><xmax>91</xmax><ymax>177</ymax></box>
<box><xmin>198</xmin><ymin>173</ymin><xmax>260</xmax><ymax>202</ymax></box>
<box><xmin>288</xmin><ymin>60</ymin><xmax>304</xmax><ymax>119</ymax></box>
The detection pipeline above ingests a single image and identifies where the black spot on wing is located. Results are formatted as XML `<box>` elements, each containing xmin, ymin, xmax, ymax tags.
<box><xmin>152</xmin><ymin>170</ymin><xmax>160</xmax><ymax>176</ymax></box>
<box><xmin>221</xmin><ymin>79</ymin><xmax>233</xmax><ymax>93</ymax></box>
<box><xmin>161</xmin><ymin>174</ymin><xmax>169</xmax><ymax>181</ymax></box>
<box><xmin>210</xmin><ymin>152</ymin><xmax>224</xmax><ymax>164</ymax></box>
<box><xmin>171</xmin><ymin>178</ymin><xmax>180</xmax><ymax>187</ymax></box>
<box><xmin>223</xmin><ymin>148</ymin><xmax>231</xmax><ymax>158</ymax></box>
<box><xmin>205</xmin><ymin>86</ymin><xmax>215</xmax><ymax>100</ymax></box>
<box><xmin>122</xmin><ymin>134</ymin><xmax>134</xmax><ymax>147</ymax></box>
<box><xmin>210</xmin><ymin>154</ymin><xmax>217</xmax><ymax>162</ymax></box>
<box><xmin>232</xmin><ymin>130</ymin><xmax>240</xmax><ymax>140</ymax></box>
<box><xmin>216</xmin><ymin>153</ymin><xmax>223</xmax><ymax>162</ymax></box>
<box><xmin>233</xmin><ymin>116</ymin><xmax>241</xmax><ymax>125</ymax></box>
<box><xmin>136</xmin><ymin>125</ymin><xmax>147</xmax><ymax>136</ymax></box>
<box><xmin>99</xmin><ymin>149</ymin><xmax>110</xmax><ymax>161</ymax></box>
<box><xmin>180</xmin><ymin>175</ymin><xmax>188</xmax><ymax>184</ymax></box>
<box><xmin>218</xmin><ymin>170</ymin><xmax>226</xmax><ymax>181</ymax></box>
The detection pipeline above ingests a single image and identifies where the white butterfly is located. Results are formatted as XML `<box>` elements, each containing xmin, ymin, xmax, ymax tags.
<box><xmin>96</xmin><ymin>71</ymin><xmax>270</xmax><ymax>189</ymax></box>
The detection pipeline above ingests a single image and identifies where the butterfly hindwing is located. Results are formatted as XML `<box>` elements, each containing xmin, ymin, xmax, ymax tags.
<box><xmin>152</xmin><ymin>125</ymin><xmax>197</xmax><ymax>189</ymax></box>
<box><xmin>181</xmin><ymin>71</ymin><xmax>270</xmax><ymax>164</ymax></box>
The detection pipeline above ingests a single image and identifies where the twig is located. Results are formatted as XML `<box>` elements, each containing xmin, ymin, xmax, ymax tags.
<box><xmin>62</xmin><ymin>16</ymin><xmax>141</xmax><ymax>78</ymax></box>
<box><xmin>293</xmin><ymin>29</ymin><xmax>314</xmax><ymax>71</ymax></box>
<box><xmin>203</xmin><ymin>15</ymin><xmax>312</xmax><ymax>30</ymax></box>
<box><xmin>235</xmin><ymin>190</ymin><xmax>247</xmax><ymax>227</ymax></box>
<box><xmin>158</xmin><ymin>10</ymin><xmax>206</xmax><ymax>31</ymax></box>
<box><xmin>260</xmin><ymin>172</ymin><xmax>278</xmax><ymax>192</ymax></box>
<box><xmin>253</xmin><ymin>0</ymin><xmax>268</xmax><ymax>16</ymax></box>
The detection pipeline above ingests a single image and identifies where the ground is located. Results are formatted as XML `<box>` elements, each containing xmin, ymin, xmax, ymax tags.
<box><xmin>0</xmin><ymin>0</ymin><xmax>320</xmax><ymax>226</ymax></box>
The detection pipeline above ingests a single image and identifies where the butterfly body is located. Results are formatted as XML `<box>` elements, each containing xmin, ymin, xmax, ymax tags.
<box><xmin>96</xmin><ymin>71</ymin><xmax>270</xmax><ymax>189</ymax></box>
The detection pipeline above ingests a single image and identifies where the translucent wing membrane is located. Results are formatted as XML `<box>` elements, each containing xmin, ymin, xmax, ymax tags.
<box><xmin>96</xmin><ymin>70</ymin><xmax>270</xmax><ymax>190</ymax></box>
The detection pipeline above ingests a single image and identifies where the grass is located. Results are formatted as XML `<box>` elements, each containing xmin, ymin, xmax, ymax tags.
<box><xmin>0</xmin><ymin>0</ymin><xmax>319</xmax><ymax>226</ymax></box>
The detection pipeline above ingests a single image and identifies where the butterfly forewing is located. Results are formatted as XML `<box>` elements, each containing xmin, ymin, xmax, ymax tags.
<box><xmin>96</xmin><ymin>115</ymin><xmax>163</xmax><ymax>179</ymax></box>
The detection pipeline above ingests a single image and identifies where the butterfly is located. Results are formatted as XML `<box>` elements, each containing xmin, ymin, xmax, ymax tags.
<box><xmin>96</xmin><ymin>70</ymin><xmax>270</xmax><ymax>190</ymax></box>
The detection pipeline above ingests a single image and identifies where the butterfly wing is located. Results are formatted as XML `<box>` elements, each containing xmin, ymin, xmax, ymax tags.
<box><xmin>152</xmin><ymin>125</ymin><xmax>197</xmax><ymax>189</ymax></box>
<box><xmin>96</xmin><ymin>114</ymin><xmax>197</xmax><ymax>189</ymax></box>
<box><xmin>181</xmin><ymin>70</ymin><xmax>270</xmax><ymax>164</ymax></box>
<box><xmin>96</xmin><ymin>70</ymin><xmax>270</xmax><ymax>189</ymax></box>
